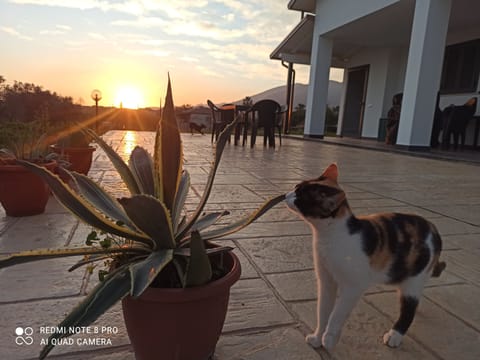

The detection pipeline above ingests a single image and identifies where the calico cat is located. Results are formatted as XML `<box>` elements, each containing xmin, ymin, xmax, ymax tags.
<box><xmin>285</xmin><ymin>163</ymin><xmax>446</xmax><ymax>351</ymax></box>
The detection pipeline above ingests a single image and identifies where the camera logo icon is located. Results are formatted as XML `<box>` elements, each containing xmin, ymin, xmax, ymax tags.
<box><xmin>15</xmin><ymin>327</ymin><xmax>34</xmax><ymax>345</ymax></box>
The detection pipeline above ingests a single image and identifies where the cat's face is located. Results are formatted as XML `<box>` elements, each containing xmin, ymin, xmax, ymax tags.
<box><xmin>286</xmin><ymin>163</ymin><xmax>347</xmax><ymax>220</ymax></box>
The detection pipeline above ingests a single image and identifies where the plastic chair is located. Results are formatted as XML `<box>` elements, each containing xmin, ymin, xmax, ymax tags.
<box><xmin>207</xmin><ymin>100</ymin><xmax>230</xmax><ymax>143</ymax></box>
<box><xmin>248</xmin><ymin>100</ymin><xmax>282</xmax><ymax>148</ymax></box>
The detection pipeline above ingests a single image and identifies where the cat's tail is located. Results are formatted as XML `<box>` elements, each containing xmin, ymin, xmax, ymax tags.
<box><xmin>430</xmin><ymin>226</ymin><xmax>446</xmax><ymax>278</ymax></box>
<box><xmin>431</xmin><ymin>260</ymin><xmax>446</xmax><ymax>278</ymax></box>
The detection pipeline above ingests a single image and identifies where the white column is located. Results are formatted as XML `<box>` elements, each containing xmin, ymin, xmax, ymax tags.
<box><xmin>304</xmin><ymin>35</ymin><xmax>333</xmax><ymax>138</ymax></box>
<box><xmin>336</xmin><ymin>69</ymin><xmax>347</xmax><ymax>136</ymax></box>
<box><xmin>396</xmin><ymin>0</ymin><xmax>451</xmax><ymax>148</ymax></box>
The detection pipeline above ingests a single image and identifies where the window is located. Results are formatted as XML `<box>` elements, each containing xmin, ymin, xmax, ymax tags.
<box><xmin>440</xmin><ymin>39</ymin><xmax>480</xmax><ymax>94</ymax></box>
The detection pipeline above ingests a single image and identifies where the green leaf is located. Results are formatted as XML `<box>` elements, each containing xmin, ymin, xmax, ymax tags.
<box><xmin>70</xmin><ymin>172</ymin><xmax>137</xmax><ymax>230</ymax></box>
<box><xmin>172</xmin><ymin>170</ymin><xmax>190</xmax><ymax>234</ymax></box>
<box><xmin>199</xmin><ymin>194</ymin><xmax>285</xmax><ymax>241</ymax></box>
<box><xmin>154</xmin><ymin>75</ymin><xmax>183</xmax><ymax>211</ymax></box>
<box><xmin>39</xmin><ymin>266</ymin><xmax>131</xmax><ymax>360</ymax></box>
<box><xmin>174</xmin><ymin>245</ymin><xmax>233</xmax><ymax>257</ymax></box>
<box><xmin>84</xmin><ymin>128</ymin><xmax>142</xmax><ymax>195</ymax></box>
<box><xmin>17</xmin><ymin>161</ymin><xmax>153</xmax><ymax>247</ymax></box>
<box><xmin>129</xmin><ymin>249</ymin><xmax>174</xmax><ymax>297</ymax></box>
<box><xmin>176</xmin><ymin>114</ymin><xmax>239</xmax><ymax>241</ymax></box>
<box><xmin>191</xmin><ymin>211</ymin><xmax>229</xmax><ymax>232</ymax></box>
<box><xmin>68</xmin><ymin>254</ymin><xmax>113</xmax><ymax>272</ymax></box>
<box><xmin>118</xmin><ymin>195</ymin><xmax>175</xmax><ymax>249</ymax></box>
<box><xmin>0</xmin><ymin>246</ymin><xmax>148</xmax><ymax>269</ymax></box>
<box><xmin>184</xmin><ymin>231</ymin><xmax>212</xmax><ymax>287</ymax></box>
<box><xmin>129</xmin><ymin>146</ymin><xmax>155</xmax><ymax>196</ymax></box>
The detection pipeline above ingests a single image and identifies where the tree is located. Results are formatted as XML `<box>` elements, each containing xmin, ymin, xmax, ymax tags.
<box><xmin>242</xmin><ymin>96</ymin><xmax>253</xmax><ymax>107</ymax></box>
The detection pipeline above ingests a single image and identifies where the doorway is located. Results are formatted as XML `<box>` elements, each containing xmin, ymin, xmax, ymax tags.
<box><xmin>342</xmin><ymin>65</ymin><xmax>369</xmax><ymax>137</ymax></box>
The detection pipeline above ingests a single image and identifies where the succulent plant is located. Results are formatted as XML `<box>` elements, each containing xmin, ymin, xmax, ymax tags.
<box><xmin>0</xmin><ymin>120</ymin><xmax>54</xmax><ymax>162</ymax></box>
<box><xmin>0</xmin><ymin>77</ymin><xmax>284</xmax><ymax>359</ymax></box>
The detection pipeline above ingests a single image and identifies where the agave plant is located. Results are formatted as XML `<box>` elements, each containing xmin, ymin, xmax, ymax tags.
<box><xmin>0</xmin><ymin>77</ymin><xmax>284</xmax><ymax>359</ymax></box>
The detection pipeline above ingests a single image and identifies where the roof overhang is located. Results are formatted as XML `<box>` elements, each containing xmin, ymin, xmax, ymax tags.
<box><xmin>270</xmin><ymin>14</ymin><xmax>314</xmax><ymax>65</ymax></box>
<box><xmin>288</xmin><ymin>0</ymin><xmax>316</xmax><ymax>13</ymax></box>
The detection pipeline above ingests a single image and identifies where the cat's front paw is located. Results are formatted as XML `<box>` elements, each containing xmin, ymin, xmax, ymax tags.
<box><xmin>322</xmin><ymin>332</ymin><xmax>339</xmax><ymax>351</ymax></box>
<box><xmin>383</xmin><ymin>329</ymin><xmax>403</xmax><ymax>348</ymax></box>
<box><xmin>306</xmin><ymin>333</ymin><xmax>322</xmax><ymax>348</ymax></box>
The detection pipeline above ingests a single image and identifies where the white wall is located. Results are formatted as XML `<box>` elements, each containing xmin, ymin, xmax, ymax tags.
<box><xmin>315</xmin><ymin>0</ymin><xmax>399</xmax><ymax>35</ymax></box>
<box><xmin>345</xmin><ymin>47</ymin><xmax>390</xmax><ymax>138</ymax></box>
<box><xmin>382</xmin><ymin>47</ymin><xmax>408</xmax><ymax>117</ymax></box>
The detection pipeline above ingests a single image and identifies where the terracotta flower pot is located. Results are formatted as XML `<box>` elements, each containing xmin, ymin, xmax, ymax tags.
<box><xmin>52</xmin><ymin>145</ymin><xmax>96</xmax><ymax>174</ymax></box>
<box><xmin>122</xmin><ymin>251</ymin><xmax>241</xmax><ymax>360</ymax></box>
<box><xmin>0</xmin><ymin>160</ymin><xmax>56</xmax><ymax>217</ymax></box>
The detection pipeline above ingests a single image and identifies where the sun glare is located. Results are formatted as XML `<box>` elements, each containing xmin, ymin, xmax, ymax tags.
<box><xmin>114</xmin><ymin>86</ymin><xmax>144</xmax><ymax>109</ymax></box>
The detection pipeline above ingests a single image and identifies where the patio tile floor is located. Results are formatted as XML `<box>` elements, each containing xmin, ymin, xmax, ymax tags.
<box><xmin>1</xmin><ymin>130</ymin><xmax>479</xmax><ymax>359</ymax></box>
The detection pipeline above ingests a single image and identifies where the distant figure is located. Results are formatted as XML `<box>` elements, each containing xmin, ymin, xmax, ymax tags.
<box><xmin>441</xmin><ymin>97</ymin><xmax>477</xmax><ymax>150</ymax></box>
<box><xmin>189</xmin><ymin>122</ymin><xmax>206</xmax><ymax>135</ymax></box>
<box><xmin>385</xmin><ymin>93</ymin><xmax>403</xmax><ymax>145</ymax></box>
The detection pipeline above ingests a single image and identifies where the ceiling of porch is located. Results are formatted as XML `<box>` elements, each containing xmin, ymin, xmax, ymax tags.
<box><xmin>273</xmin><ymin>0</ymin><xmax>480</xmax><ymax>68</ymax></box>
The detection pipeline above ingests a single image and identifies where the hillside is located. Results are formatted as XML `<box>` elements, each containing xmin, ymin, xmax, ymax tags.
<box><xmin>234</xmin><ymin>81</ymin><xmax>342</xmax><ymax>109</ymax></box>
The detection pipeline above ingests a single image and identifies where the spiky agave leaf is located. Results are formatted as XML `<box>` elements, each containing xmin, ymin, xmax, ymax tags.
<box><xmin>175</xmin><ymin>114</ymin><xmax>239</xmax><ymax>242</ymax></box>
<box><xmin>129</xmin><ymin>146</ymin><xmax>155</xmax><ymax>196</ymax></box>
<box><xmin>129</xmin><ymin>249</ymin><xmax>174</xmax><ymax>297</ymax></box>
<box><xmin>83</xmin><ymin>128</ymin><xmax>142</xmax><ymax>195</ymax></box>
<box><xmin>118</xmin><ymin>195</ymin><xmax>175</xmax><ymax>250</ymax></box>
<box><xmin>184</xmin><ymin>231</ymin><xmax>212</xmax><ymax>287</ymax></box>
<box><xmin>154</xmin><ymin>74</ymin><xmax>183</xmax><ymax>211</ymax></box>
<box><xmin>0</xmin><ymin>246</ymin><xmax>148</xmax><ymax>269</ymax></box>
<box><xmin>197</xmin><ymin>194</ymin><xmax>285</xmax><ymax>241</ymax></box>
<box><xmin>69</xmin><ymin>172</ymin><xmax>137</xmax><ymax>230</ymax></box>
<box><xmin>18</xmin><ymin>160</ymin><xmax>153</xmax><ymax>247</ymax></box>
<box><xmin>172</xmin><ymin>170</ymin><xmax>190</xmax><ymax>234</ymax></box>
<box><xmin>191</xmin><ymin>211</ymin><xmax>229</xmax><ymax>232</ymax></box>
<box><xmin>39</xmin><ymin>266</ymin><xmax>131</xmax><ymax>360</ymax></box>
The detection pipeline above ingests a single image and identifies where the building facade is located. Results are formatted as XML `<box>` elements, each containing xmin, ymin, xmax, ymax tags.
<box><xmin>272</xmin><ymin>0</ymin><xmax>480</xmax><ymax>149</ymax></box>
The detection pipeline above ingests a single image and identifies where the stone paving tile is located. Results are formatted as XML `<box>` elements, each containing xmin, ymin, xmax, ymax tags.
<box><xmin>443</xmin><ymin>233</ymin><xmax>480</xmax><ymax>250</ymax></box>
<box><xmin>224</xmin><ymin>278</ymin><xmax>294</xmax><ymax>333</ymax></box>
<box><xmin>365</xmin><ymin>293</ymin><xmax>480</xmax><ymax>360</ymax></box>
<box><xmin>430</xmin><ymin>217</ymin><xmax>480</xmax><ymax>236</ymax></box>
<box><xmin>222</xmin><ymin>240</ymin><xmax>259</xmax><ymax>280</ymax></box>
<box><xmin>347</xmin><ymin>198</ymin><xmax>409</xmax><ymax>209</ymax></box>
<box><xmin>267</xmin><ymin>270</ymin><xmax>316</xmax><ymax>302</ymax></box>
<box><xmin>229</xmin><ymin>221</ymin><xmax>310</xmax><ymax>239</ymax></box>
<box><xmin>292</xmin><ymin>300</ymin><xmax>436</xmax><ymax>360</ymax></box>
<box><xmin>0</xmin><ymin>213</ymin><xmax>76</xmax><ymax>253</ymax></box>
<box><xmin>207</xmin><ymin>184</ymin><xmax>262</xmax><ymax>204</ymax></box>
<box><xmin>237</xmin><ymin>235</ymin><xmax>313</xmax><ymax>273</ymax></box>
<box><xmin>2</xmin><ymin>132</ymin><xmax>480</xmax><ymax>360</ymax></box>
<box><xmin>427</xmin><ymin>204</ymin><xmax>480</xmax><ymax>226</ymax></box>
<box><xmin>424</xmin><ymin>284</ymin><xmax>480</xmax><ymax>331</ymax></box>
<box><xmin>215</xmin><ymin>327</ymin><xmax>322</xmax><ymax>360</ymax></box>
<box><xmin>0</xmin><ymin>257</ymin><xmax>84</xmax><ymax>303</ymax></box>
<box><xmin>351</xmin><ymin>206</ymin><xmax>444</xmax><ymax>219</ymax></box>
<box><xmin>442</xmin><ymin>249</ymin><xmax>480</xmax><ymax>286</ymax></box>
<box><xmin>0</xmin><ymin>299</ymin><xmax>128</xmax><ymax>360</ymax></box>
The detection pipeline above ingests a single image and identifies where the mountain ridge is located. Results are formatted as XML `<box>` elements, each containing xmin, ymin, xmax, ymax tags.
<box><xmin>233</xmin><ymin>81</ymin><xmax>342</xmax><ymax>109</ymax></box>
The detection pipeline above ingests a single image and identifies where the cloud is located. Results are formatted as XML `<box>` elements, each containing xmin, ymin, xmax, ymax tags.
<box><xmin>39</xmin><ymin>24</ymin><xmax>72</xmax><ymax>35</ymax></box>
<box><xmin>1</xmin><ymin>26</ymin><xmax>33</xmax><ymax>40</ymax></box>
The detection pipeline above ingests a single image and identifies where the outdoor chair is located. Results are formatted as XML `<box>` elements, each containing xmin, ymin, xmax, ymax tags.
<box><xmin>247</xmin><ymin>99</ymin><xmax>282</xmax><ymax>148</ymax></box>
<box><xmin>207</xmin><ymin>99</ymin><xmax>232</xmax><ymax>143</ymax></box>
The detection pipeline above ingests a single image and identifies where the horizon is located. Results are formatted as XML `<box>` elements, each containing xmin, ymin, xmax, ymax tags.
<box><xmin>0</xmin><ymin>1</ymin><xmax>343</xmax><ymax>108</ymax></box>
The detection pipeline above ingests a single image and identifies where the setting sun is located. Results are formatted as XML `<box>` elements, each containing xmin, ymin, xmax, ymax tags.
<box><xmin>114</xmin><ymin>86</ymin><xmax>145</xmax><ymax>109</ymax></box>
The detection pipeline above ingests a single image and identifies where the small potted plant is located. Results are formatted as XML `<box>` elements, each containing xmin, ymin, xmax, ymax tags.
<box><xmin>0</xmin><ymin>120</ymin><xmax>57</xmax><ymax>216</ymax></box>
<box><xmin>51</xmin><ymin>119</ymin><xmax>96</xmax><ymax>175</ymax></box>
<box><xmin>0</xmin><ymin>77</ymin><xmax>285</xmax><ymax>359</ymax></box>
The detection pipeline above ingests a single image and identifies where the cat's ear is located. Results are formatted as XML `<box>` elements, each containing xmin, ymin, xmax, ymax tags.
<box><xmin>320</xmin><ymin>163</ymin><xmax>339</xmax><ymax>182</ymax></box>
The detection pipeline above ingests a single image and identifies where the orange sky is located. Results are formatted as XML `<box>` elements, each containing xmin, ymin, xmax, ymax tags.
<box><xmin>0</xmin><ymin>1</ymin><xmax>343</xmax><ymax>108</ymax></box>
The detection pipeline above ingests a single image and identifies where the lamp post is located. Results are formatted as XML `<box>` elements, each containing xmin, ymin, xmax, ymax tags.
<box><xmin>90</xmin><ymin>89</ymin><xmax>102</xmax><ymax>131</ymax></box>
